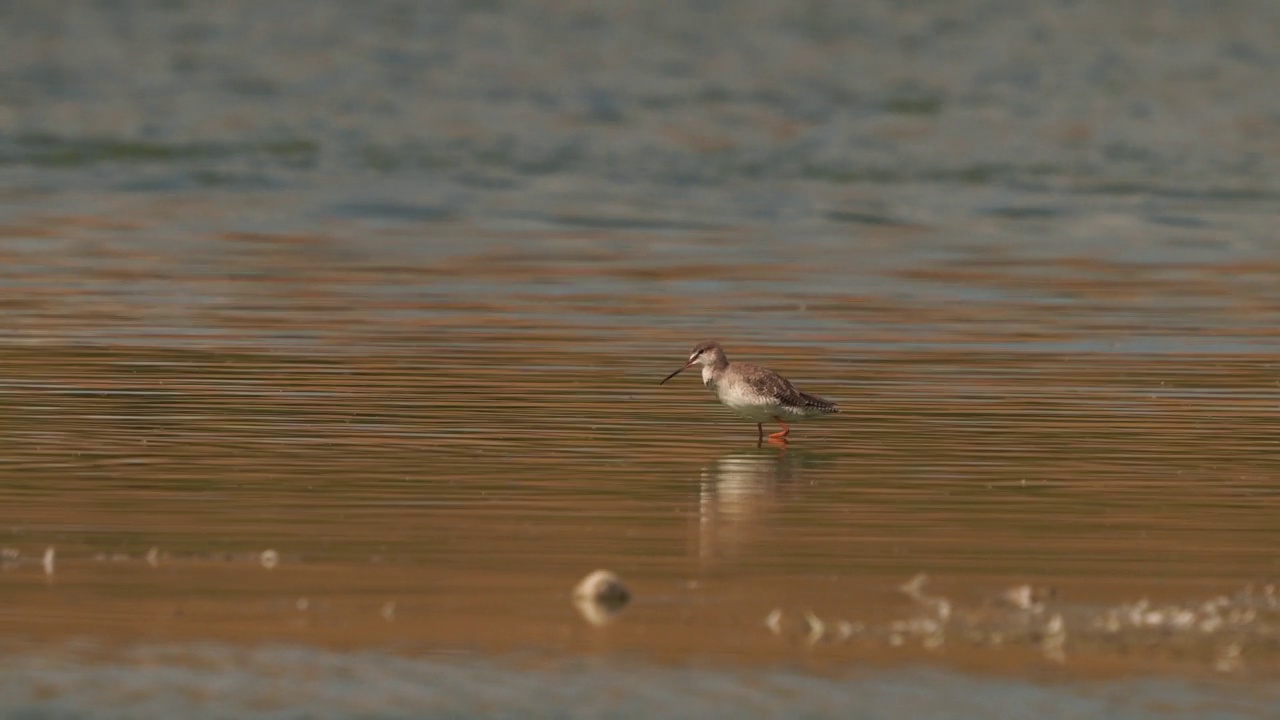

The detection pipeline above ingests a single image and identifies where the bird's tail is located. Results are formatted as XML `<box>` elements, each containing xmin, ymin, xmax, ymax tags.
<box><xmin>801</xmin><ymin>392</ymin><xmax>839</xmax><ymax>414</ymax></box>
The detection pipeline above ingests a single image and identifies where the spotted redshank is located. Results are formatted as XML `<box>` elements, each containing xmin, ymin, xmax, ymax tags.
<box><xmin>660</xmin><ymin>341</ymin><xmax>838</xmax><ymax>443</ymax></box>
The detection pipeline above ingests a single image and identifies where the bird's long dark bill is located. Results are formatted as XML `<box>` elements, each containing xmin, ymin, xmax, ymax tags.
<box><xmin>660</xmin><ymin>363</ymin><xmax>693</xmax><ymax>385</ymax></box>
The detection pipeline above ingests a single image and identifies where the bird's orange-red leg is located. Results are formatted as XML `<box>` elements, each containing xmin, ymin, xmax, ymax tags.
<box><xmin>768</xmin><ymin>417</ymin><xmax>790</xmax><ymax>440</ymax></box>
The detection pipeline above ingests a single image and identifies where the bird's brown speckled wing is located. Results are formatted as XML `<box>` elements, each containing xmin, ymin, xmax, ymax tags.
<box><xmin>736</xmin><ymin>363</ymin><xmax>838</xmax><ymax>413</ymax></box>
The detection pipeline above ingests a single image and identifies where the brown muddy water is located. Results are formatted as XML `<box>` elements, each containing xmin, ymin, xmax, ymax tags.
<box><xmin>4</xmin><ymin>2</ymin><xmax>1280</xmax><ymax>718</ymax></box>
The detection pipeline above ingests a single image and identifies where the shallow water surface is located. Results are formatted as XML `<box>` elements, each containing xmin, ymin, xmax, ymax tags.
<box><xmin>3</xmin><ymin>1</ymin><xmax>1280</xmax><ymax>718</ymax></box>
<box><xmin>3</xmin><ymin>342</ymin><xmax>1279</xmax><ymax>699</ymax></box>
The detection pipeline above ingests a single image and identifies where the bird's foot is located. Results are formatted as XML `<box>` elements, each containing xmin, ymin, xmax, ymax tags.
<box><xmin>768</xmin><ymin>417</ymin><xmax>791</xmax><ymax>439</ymax></box>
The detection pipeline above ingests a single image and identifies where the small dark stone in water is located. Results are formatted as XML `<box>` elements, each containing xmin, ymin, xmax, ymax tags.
<box><xmin>572</xmin><ymin>570</ymin><xmax>630</xmax><ymax>626</ymax></box>
<box><xmin>573</xmin><ymin>569</ymin><xmax>630</xmax><ymax>606</ymax></box>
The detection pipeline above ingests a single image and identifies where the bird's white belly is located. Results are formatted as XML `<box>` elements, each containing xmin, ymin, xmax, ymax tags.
<box><xmin>725</xmin><ymin>402</ymin><xmax>785</xmax><ymax>423</ymax></box>
<box><xmin>706</xmin><ymin>375</ymin><xmax>828</xmax><ymax>423</ymax></box>
<box><xmin>706</xmin><ymin>377</ymin><xmax>785</xmax><ymax>422</ymax></box>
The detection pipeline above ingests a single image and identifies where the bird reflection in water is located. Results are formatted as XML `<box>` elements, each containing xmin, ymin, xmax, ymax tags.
<box><xmin>694</xmin><ymin>447</ymin><xmax>817</xmax><ymax>562</ymax></box>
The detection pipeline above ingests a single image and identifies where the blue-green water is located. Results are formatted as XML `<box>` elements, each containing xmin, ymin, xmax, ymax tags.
<box><xmin>2</xmin><ymin>644</ymin><xmax>1276</xmax><ymax>720</ymax></box>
